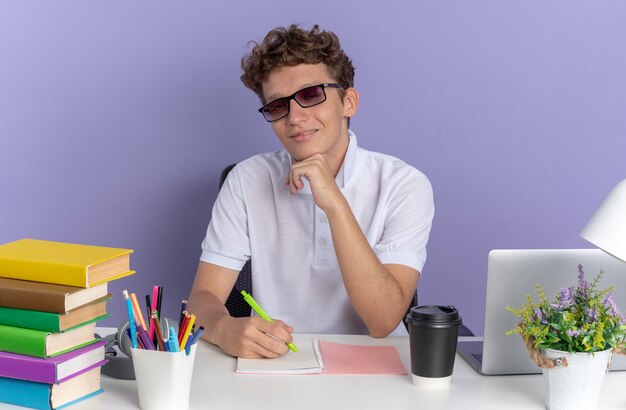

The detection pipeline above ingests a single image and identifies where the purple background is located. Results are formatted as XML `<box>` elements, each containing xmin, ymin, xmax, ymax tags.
<box><xmin>1</xmin><ymin>1</ymin><xmax>625</xmax><ymax>334</ymax></box>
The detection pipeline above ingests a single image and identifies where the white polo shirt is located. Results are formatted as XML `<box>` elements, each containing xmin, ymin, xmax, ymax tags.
<box><xmin>200</xmin><ymin>131</ymin><xmax>434</xmax><ymax>335</ymax></box>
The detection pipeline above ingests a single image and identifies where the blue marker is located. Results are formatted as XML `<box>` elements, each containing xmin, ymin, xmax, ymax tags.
<box><xmin>123</xmin><ymin>290</ymin><xmax>138</xmax><ymax>349</ymax></box>
<box><xmin>185</xmin><ymin>326</ymin><xmax>205</xmax><ymax>355</ymax></box>
<box><xmin>168</xmin><ymin>326</ymin><xmax>180</xmax><ymax>352</ymax></box>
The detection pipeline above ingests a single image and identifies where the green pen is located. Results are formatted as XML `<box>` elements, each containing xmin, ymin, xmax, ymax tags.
<box><xmin>241</xmin><ymin>290</ymin><xmax>298</xmax><ymax>353</ymax></box>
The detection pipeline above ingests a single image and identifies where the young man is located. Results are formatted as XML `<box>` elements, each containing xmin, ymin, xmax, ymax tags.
<box><xmin>188</xmin><ymin>25</ymin><xmax>434</xmax><ymax>358</ymax></box>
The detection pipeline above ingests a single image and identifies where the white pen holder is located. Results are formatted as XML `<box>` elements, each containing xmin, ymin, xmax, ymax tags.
<box><xmin>131</xmin><ymin>345</ymin><xmax>197</xmax><ymax>410</ymax></box>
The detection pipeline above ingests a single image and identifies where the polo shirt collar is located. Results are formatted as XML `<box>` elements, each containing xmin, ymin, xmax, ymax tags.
<box><xmin>340</xmin><ymin>129</ymin><xmax>358</xmax><ymax>189</ymax></box>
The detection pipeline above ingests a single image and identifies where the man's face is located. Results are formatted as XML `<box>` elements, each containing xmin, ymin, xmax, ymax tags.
<box><xmin>261</xmin><ymin>64</ymin><xmax>358</xmax><ymax>165</ymax></box>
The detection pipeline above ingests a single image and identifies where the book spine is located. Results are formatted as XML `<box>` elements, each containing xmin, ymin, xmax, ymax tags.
<box><xmin>0</xmin><ymin>258</ymin><xmax>87</xmax><ymax>287</ymax></box>
<box><xmin>0</xmin><ymin>376</ymin><xmax>52</xmax><ymax>410</ymax></box>
<box><xmin>0</xmin><ymin>283</ymin><xmax>68</xmax><ymax>313</ymax></box>
<box><xmin>0</xmin><ymin>353</ymin><xmax>57</xmax><ymax>383</ymax></box>
<box><xmin>0</xmin><ymin>307</ymin><xmax>61</xmax><ymax>332</ymax></box>
<box><xmin>0</xmin><ymin>340</ymin><xmax>107</xmax><ymax>383</ymax></box>
<box><xmin>0</xmin><ymin>324</ymin><xmax>47</xmax><ymax>357</ymax></box>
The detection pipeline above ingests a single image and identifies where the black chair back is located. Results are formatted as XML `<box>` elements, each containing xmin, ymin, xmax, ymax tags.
<box><xmin>219</xmin><ymin>164</ymin><xmax>252</xmax><ymax>318</ymax></box>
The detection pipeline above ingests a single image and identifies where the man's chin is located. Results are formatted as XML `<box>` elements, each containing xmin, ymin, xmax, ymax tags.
<box><xmin>286</xmin><ymin>148</ymin><xmax>321</xmax><ymax>163</ymax></box>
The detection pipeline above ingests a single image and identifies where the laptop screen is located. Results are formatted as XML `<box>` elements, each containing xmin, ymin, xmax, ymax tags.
<box><xmin>478</xmin><ymin>249</ymin><xmax>626</xmax><ymax>375</ymax></box>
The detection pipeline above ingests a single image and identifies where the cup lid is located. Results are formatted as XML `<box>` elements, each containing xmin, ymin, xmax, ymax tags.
<box><xmin>405</xmin><ymin>305</ymin><xmax>462</xmax><ymax>326</ymax></box>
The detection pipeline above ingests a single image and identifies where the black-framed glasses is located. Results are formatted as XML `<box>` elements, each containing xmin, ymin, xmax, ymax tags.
<box><xmin>258</xmin><ymin>83</ymin><xmax>343</xmax><ymax>122</ymax></box>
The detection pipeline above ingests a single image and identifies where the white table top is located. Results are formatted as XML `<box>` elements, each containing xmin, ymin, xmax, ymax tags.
<box><xmin>2</xmin><ymin>332</ymin><xmax>626</xmax><ymax>410</ymax></box>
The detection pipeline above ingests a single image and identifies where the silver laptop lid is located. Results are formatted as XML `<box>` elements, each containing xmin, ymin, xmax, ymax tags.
<box><xmin>481</xmin><ymin>249</ymin><xmax>626</xmax><ymax>375</ymax></box>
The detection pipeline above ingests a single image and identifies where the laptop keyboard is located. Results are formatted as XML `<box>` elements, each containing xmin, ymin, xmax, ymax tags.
<box><xmin>472</xmin><ymin>353</ymin><xmax>483</xmax><ymax>363</ymax></box>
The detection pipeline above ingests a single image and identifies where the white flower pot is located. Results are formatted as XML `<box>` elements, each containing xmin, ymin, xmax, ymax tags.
<box><xmin>542</xmin><ymin>348</ymin><xmax>612</xmax><ymax>410</ymax></box>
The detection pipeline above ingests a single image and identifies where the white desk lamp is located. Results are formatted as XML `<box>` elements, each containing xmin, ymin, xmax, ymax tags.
<box><xmin>580</xmin><ymin>178</ymin><xmax>626</xmax><ymax>263</ymax></box>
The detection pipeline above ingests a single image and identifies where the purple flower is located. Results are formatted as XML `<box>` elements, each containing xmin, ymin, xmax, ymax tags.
<box><xmin>566</xmin><ymin>329</ymin><xmax>582</xmax><ymax>338</ymax></box>
<box><xmin>577</xmin><ymin>264</ymin><xmax>591</xmax><ymax>297</ymax></box>
<box><xmin>586</xmin><ymin>307</ymin><xmax>598</xmax><ymax>323</ymax></box>
<box><xmin>533</xmin><ymin>308</ymin><xmax>548</xmax><ymax>324</ymax></box>
<box><xmin>604</xmin><ymin>293</ymin><xmax>624</xmax><ymax>321</ymax></box>
<box><xmin>551</xmin><ymin>286</ymin><xmax>575</xmax><ymax>311</ymax></box>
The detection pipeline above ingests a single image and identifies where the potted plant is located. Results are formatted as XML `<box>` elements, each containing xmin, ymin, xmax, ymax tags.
<box><xmin>507</xmin><ymin>264</ymin><xmax>626</xmax><ymax>410</ymax></box>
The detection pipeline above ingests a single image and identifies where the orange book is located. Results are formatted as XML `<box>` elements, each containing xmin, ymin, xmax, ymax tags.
<box><xmin>0</xmin><ymin>239</ymin><xmax>135</xmax><ymax>288</ymax></box>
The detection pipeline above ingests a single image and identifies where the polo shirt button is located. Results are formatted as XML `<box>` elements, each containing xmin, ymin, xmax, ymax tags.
<box><xmin>319</xmin><ymin>217</ymin><xmax>327</xmax><ymax>224</ymax></box>
<box><xmin>319</xmin><ymin>238</ymin><xmax>328</xmax><ymax>246</ymax></box>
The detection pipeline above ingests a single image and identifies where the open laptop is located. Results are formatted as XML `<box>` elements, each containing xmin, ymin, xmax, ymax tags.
<box><xmin>457</xmin><ymin>249</ymin><xmax>626</xmax><ymax>375</ymax></box>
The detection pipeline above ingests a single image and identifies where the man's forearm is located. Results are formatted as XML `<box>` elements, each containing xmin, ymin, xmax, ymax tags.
<box><xmin>326</xmin><ymin>199</ymin><xmax>416</xmax><ymax>337</ymax></box>
<box><xmin>187</xmin><ymin>288</ymin><xmax>232</xmax><ymax>347</ymax></box>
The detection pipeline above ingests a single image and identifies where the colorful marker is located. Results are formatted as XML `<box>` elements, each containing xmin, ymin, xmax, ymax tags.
<box><xmin>122</xmin><ymin>290</ymin><xmax>138</xmax><ymax>349</ymax></box>
<box><xmin>168</xmin><ymin>326</ymin><xmax>180</xmax><ymax>352</ymax></box>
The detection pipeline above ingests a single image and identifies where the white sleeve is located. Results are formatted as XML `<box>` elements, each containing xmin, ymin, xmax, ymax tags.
<box><xmin>374</xmin><ymin>169</ymin><xmax>434</xmax><ymax>273</ymax></box>
<box><xmin>199</xmin><ymin>166</ymin><xmax>251</xmax><ymax>271</ymax></box>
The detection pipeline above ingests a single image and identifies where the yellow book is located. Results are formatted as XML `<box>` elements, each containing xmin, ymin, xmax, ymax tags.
<box><xmin>0</xmin><ymin>238</ymin><xmax>135</xmax><ymax>288</ymax></box>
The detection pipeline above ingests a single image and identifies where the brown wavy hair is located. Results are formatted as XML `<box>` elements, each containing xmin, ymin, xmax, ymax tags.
<box><xmin>241</xmin><ymin>24</ymin><xmax>355</xmax><ymax>102</ymax></box>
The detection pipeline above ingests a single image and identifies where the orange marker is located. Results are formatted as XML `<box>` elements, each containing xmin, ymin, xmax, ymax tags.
<box><xmin>130</xmin><ymin>293</ymin><xmax>147</xmax><ymax>331</ymax></box>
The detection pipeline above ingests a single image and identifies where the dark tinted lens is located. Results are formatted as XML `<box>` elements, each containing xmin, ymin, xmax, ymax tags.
<box><xmin>262</xmin><ymin>98</ymin><xmax>289</xmax><ymax>121</ymax></box>
<box><xmin>295</xmin><ymin>85</ymin><xmax>326</xmax><ymax>107</ymax></box>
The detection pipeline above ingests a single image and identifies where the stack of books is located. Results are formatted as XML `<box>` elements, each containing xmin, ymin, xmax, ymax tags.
<box><xmin>0</xmin><ymin>238</ymin><xmax>135</xmax><ymax>410</ymax></box>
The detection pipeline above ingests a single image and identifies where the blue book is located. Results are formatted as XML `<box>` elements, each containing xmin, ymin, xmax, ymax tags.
<box><xmin>0</xmin><ymin>367</ymin><xmax>102</xmax><ymax>409</ymax></box>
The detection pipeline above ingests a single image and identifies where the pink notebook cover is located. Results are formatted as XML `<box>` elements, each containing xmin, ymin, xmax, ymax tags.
<box><xmin>318</xmin><ymin>340</ymin><xmax>407</xmax><ymax>375</ymax></box>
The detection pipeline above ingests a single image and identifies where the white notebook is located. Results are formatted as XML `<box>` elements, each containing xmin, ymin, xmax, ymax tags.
<box><xmin>236</xmin><ymin>340</ymin><xmax>323</xmax><ymax>374</ymax></box>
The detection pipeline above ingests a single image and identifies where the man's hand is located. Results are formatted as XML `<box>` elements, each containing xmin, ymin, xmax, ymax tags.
<box><xmin>188</xmin><ymin>262</ymin><xmax>295</xmax><ymax>359</ymax></box>
<box><xmin>215</xmin><ymin>315</ymin><xmax>294</xmax><ymax>358</ymax></box>
<box><xmin>287</xmin><ymin>153</ymin><xmax>345</xmax><ymax>211</ymax></box>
